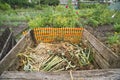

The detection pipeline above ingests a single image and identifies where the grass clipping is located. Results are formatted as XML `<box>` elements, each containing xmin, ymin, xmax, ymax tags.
<box><xmin>17</xmin><ymin>42</ymin><xmax>94</xmax><ymax>72</ymax></box>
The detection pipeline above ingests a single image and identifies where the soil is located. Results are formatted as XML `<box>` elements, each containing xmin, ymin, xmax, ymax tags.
<box><xmin>85</xmin><ymin>24</ymin><xmax>120</xmax><ymax>56</ymax></box>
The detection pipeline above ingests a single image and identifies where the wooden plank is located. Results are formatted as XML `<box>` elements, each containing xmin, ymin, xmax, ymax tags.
<box><xmin>0</xmin><ymin>28</ymin><xmax>11</xmax><ymax>53</ymax></box>
<box><xmin>0</xmin><ymin>69</ymin><xmax>120</xmax><ymax>80</ymax></box>
<box><xmin>11</xmin><ymin>34</ymin><xmax>16</xmax><ymax>48</ymax></box>
<box><xmin>14</xmin><ymin>23</ymin><xmax>28</xmax><ymax>36</ymax></box>
<box><xmin>82</xmin><ymin>29</ymin><xmax>119</xmax><ymax>67</ymax></box>
<box><xmin>0</xmin><ymin>32</ymin><xmax>13</xmax><ymax>60</ymax></box>
<box><xmin>93</xmin><ymin>51</ymin><xmax>110</xmax><ymax>68</ymax></box>
<box><xmin>0</xmin><ymin>31</ymin><xmax>32</xmax><ymax>75</ymax></box>
<box><xmin>82</xmin><ymin>37</ymin><xmax>110</xmax><ymax>69</ymax></box>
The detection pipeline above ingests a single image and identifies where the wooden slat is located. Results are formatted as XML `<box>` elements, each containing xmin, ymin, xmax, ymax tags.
<box><xmin>0</xmin><ymin>28</ymin><xmax>11</xmax><ymax>53</ymax></box>
<box><xmin>0</xmin><ymin>31</ymin><xmax>32</xmax><ymax>75</ymax></box>
<box><xmin>82</xmin><ymin>37</ymin><xmax>110</xmax><ymax>69</ymax></box>
<box><xmin>0</xmin><ymin>69</ymin><xmax>120</xmax><ymax>80</ymax></box>
<box><xmin>82</xmin><ymin>29</ymin><xmax>119</xmax><ymax>68</ymax></box>
<box><xmin>0</xmin><ymin>32</ymin><xmax>13</xmax><ymax>60</ymax></box>
<box><xmin>93</xmin><ymin>50</ymin><xmax>110</xmax><ymax>68</ymax></box>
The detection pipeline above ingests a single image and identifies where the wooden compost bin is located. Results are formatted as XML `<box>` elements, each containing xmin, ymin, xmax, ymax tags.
<box><xmin>0</xmin><ymin>28</ymin><xmax>120</xmax><ymax>80</ymax></box>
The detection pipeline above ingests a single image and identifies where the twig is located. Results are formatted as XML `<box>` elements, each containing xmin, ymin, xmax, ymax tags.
<box><xmin>70</xmin><ymin>70</ymin><xmax>74</xmax><ymax>80</ymax></box>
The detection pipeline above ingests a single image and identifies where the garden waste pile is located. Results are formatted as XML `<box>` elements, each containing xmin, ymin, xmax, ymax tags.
<box><xmin>16</xmin><ymin>42</ymin><xmax>94</xmax><ymax>72</ymax></box>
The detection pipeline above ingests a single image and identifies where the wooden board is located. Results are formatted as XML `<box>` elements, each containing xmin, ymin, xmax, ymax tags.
<box><xmin>82</xmin><ymin>29</ymin><xmax>120</xmax><ymax>68</ymax></box>
<box><xmin>0</xmin><ymin>28</ymin><xmax>11</xmax><ymax>53</ymax></box>
<box><xmin>0</xmin><ymin>69</ymin><xmax>120</xmax><ymax>80</ymax></box>
<box><xmin>0</xmin><ymin>32</ymin><xmax>16</xmax><ymax>60</ymax></box>
<box><xmin>82</xmin><ymin>38</ymin><xmax>110</xmax><ymax>69</ymax></box>
<box><xmin>0</xmin><ymin>31</ymin><xmax>33</xmax><ymax>75</ymax></box>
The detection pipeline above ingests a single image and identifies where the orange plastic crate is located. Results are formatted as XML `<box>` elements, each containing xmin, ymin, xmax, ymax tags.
<box><xmin>33</xmin><ymin>28</ymin><xmax>84</xmax><ymax>43</ymax></box>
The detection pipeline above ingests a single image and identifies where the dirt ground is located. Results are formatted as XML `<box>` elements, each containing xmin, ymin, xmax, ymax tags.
<box><xmin>85</xmin><ymin>24</ymin><xmax>120</xmax><ymax>56</ymax></box>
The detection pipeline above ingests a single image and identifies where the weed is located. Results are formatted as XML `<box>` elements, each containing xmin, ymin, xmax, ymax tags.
<box><xmin>114</xmin><ymin>23</ymin><xmax>120</xmax><ymax>32</ymax></box>
<box><xmin>108</xmin><ymin>33</ymin><xmax>120</xmax><ymax>44</ymax></box>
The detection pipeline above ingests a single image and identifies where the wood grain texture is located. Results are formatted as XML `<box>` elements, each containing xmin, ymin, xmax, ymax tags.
<box><xmin>0</xmin><ymin>33</ymin><xmax>12</xmax><ymax>60</ymax></box>
<box><xmin>82</xmin><ymin>29</ymin><xmax>120</xmax><ymax>68</ymax></box>
<box><xmin>82</xmin><ymin>38</ymin><xmax>110</xmax><ymax>69</ymax></box>
<box><xmin>0</xmin><ymin>69</ymin><xmax>120</xmax><ymax>80</ymax></box>
<box><xmin>0</xmin><ymin>32</ymin><xmax>16</xmax><ymax>60</ymax></box>
<box><xmin>0</xmin><ymin>28</ymin><xmax>11</xmax><ymax>53</ymax></box>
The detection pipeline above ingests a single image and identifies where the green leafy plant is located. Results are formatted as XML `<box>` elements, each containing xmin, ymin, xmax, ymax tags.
<box><xmin>87</xmin><ymin>18</ymin><xmax>99</xmax><ymax>27</ymax></box>
<box><xmin>34</xmin><ymin>5</ymin><xmax>43</xmax><ymax>10</ymax></box>
<box><xmin>108</xmin><ymin>33</ymin><xmax>120</xmax><ymax>44</ymax></box>
<box><xmin>28</xmin><ymin>3</ymin><xmax>81</xmax><ymax>28</ymax></box>
<box><xmin>29</xmin><ymin>15</ymin><xmax>46</xmax><ymax>29</ymax></box>
<box><xmin>114</xmin><ymin>23</ymin><xmax>120</xmax><ymax>32</ymax></box>
<box><xmin>1</xmin><ymin>0</ymin><xmax>33</xmax><ymax>8</ymax></box>
<box><xmin>113</xmin><ymin>12</ymin><xmax>120</xmax><ymax>24</ymax></box>
<box><xmin>0</xmin><ymin>2</ymin><xmax>11</xmax><ymax>10</ymax></box>
<box><xmin>79</xmin><ymin>3</ymin><xmax>100</xmax><ymax>9</ymax></box>
<box><xmin>37</xmin><ymin>0</ymin><xmax>60</xmax><ymax>6</ymax></box>
<box><xmin>85</xmin><ymin>4</ymin><xmax>113</xmax><ymax>27</ymax></box>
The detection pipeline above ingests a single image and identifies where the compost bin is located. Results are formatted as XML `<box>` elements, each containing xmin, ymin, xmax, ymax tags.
<box><xmin>0</xmin><ymin>28</ymin><xmax>120</xmax><ymax>80</ymax></box>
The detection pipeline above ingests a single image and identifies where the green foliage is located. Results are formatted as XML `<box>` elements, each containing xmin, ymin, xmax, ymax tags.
<box><xmin>108</xmin><ymin>33</ymin><xmax>120</xmax><ymax>44</ymax></box>
<box><xmin>79</xmin><ymin>9</ymin><xmax>94</xmax><ymax>18</ymax></box>
<box><xmin>28</xmin><ymin>5</ymin><xmax>80</xmax><ymax>28</ymax></box>
<box><xmin>29</xmin><ymin>15</ymin><xmax>46</xmax><ymax>28</ymax></box>
<box><xmin>99</xmin><ymin>9</ymin><xmax>113</xmax><ymax>25</ymax></box>
<box><xmin>113</xmin><ymin>12</ymin><xmax>120</xmax><ymax>24</ymax></box>
<box><xmin>0</xmin><ymin>2</ymin><xmax>11</xmax><ymax>10</ymax></box>
<box><xmin>86</xmin><ymin>4</ymin><xmax>114</xmax><ymax>27</ymax></box>
<box><xmin>0</xmin><ymin>20</ymin><xmax>3</xmax><ymax>26</ymax></box>
<box><xmin>47</xmin><ymin>0</ymin><xmax>60</xmax><ymax>6</ymax></box>
<box><xmin>79</xmin><ymin>3</ymin><xmax>99</xmax><ymax>9</ymax></box>
<box><xmin>87</xmin><ymin>18</ymin><xmax>99</xmax><ymax>27</ymax></box>
<box><xmin>38</xmin><ymin>0</ymin><xmax>60</xmax><ymax>6</ymax></box>
<box><xmin>0</xmin><ymin>0</ymin><xmax>33</xmax><ymax>8</ymax></box>
<box><xmin>34</xmin><ymin>5</ymin><xmax>43</xmax><ymax>10</ymax></box>
<box><xmin>114</xmin><ymin>23</ymin><xmax>120</xmax><ymax>32</ymax></box>
<box><xmin>0</xmin><ymin>9</ymin><xmax>42</xmax><ymax>26</ymax></box>
<box><xmin>55</xmin><ymin>5</ymin><xmax>66</xmax><ymax>12</ymax></box>
<box><xmin>34</xmin><ymin>5</ymin><xmax>49</xmax><ymax>10</ymax></box>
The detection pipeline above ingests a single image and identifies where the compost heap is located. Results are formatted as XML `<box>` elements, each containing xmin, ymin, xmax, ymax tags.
<box><xmin>16</xmin><ymin>42</ymin><xmax>94</xmax><ymax>72</ymax></box>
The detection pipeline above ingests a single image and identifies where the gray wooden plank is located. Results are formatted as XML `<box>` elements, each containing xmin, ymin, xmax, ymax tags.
<box><xmin>93</xmin><ymin>51</ymin><xmax>110</xmax><ymax>68</ymax></box>
<box><xmin>0</xmin><ymin>69</ymin><xmax>120</xmax><ymax>80</ymax></box>
<box><xmin>82</xmin><ymin>36</ymin><xmax>110</xmax><ymax>69</ymax></box>
<box><xmin>0</xmin><ymin>32</ymin><xmax>12</xmax><ymax>60</ymax></box>
<box><xmin>83</xmin><ymin>29</ymin><xmax>120</xmax><ymax>67</ymax></box>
